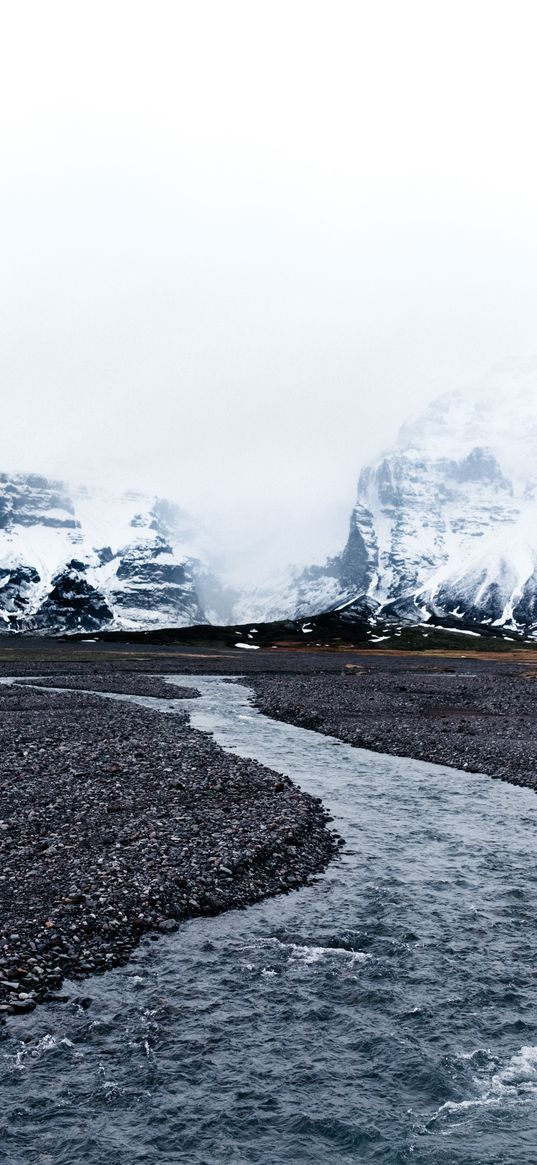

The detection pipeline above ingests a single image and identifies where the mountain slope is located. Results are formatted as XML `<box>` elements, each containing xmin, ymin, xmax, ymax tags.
<box><xmin>315</xmin><ymin>377</ymin><xmax>537</xmax><ymax>635</ymax></box>
<box><xmin>0</xmin><ymin>475</ymin><xmax>207</xmax><ymax>632</ymax></box>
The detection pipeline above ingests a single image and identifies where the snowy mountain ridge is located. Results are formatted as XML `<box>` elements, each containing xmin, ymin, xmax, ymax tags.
<box><xmin>3</xmin><ymin>371</ymin><xmax>537</xmax><ymax>637</ymax></box>
<box><xmin>0</xmin><ymin>474</ymin><xmax>208</xmax><ymax>631</ymax></box>
<box><xmin>302</xmin><ymin>377</ymin><xmax>537</xmax><ymax>635</ymax></box>
<box><xmin>228</xmin><ymin>373</ymin><xmax>537</xmax><ymax>636</ymax></box>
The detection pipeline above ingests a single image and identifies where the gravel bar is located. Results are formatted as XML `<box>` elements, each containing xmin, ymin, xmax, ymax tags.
<box><xmin>249</xmin><ymin>658</ymin><xmax>537</xmax><ymax>788</ymax></box>
<box><xmin>0</xmin><ymin>678</ymin><xmax>340</xmax><ymax>1018</ymax></box>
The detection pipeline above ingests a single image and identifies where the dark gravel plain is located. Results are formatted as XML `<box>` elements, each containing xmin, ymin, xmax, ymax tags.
<box><xmin>249</xmin><ymin>655</ymin><xmax>537</xmax><ymax>788</ymax></box>
<box><xmin>2</xmin><ymin>638</ymin><xmax>537</xmax><ymax>1020</ymax></box>
<box><xmin>0</xmin><ymin>672</ymin><xmax>340</xmax><ymax>1019</ymax></box>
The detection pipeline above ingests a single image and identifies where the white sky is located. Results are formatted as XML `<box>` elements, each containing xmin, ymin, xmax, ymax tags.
<box><xmin>1</xmin><ymin>0</ymin><xmax>537</xmax><ymax>583</ymax></box>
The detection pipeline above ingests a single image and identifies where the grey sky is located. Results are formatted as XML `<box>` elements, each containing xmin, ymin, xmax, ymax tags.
<box><xmin>2</xmin><ymin>1</ymin><xmax>537</xmax><ymax>583</ymax></box>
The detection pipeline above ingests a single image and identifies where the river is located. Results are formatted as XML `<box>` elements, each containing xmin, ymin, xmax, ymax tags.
<box><xmin>2</xmin><ymin>673</ymin><xmax>537</xmax><ymax>1163</ymax></box>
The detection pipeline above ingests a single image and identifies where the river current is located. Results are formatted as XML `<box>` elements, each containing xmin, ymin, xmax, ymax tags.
<box><xmin>2</xmin><ymin>674</ymin><xmax>537</xmax><ymax>1163</ymax></box>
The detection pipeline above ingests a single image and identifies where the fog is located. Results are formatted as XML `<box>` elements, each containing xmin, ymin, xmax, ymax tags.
<box><xmin>2</xmin><ymin>1</ymin><xmax>537</xmax><ymax>583</ymax></box>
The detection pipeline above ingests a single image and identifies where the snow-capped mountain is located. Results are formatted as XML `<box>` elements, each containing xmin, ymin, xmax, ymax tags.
<box><xmin>229</xmin><ymin>368</ymin><xmax>537</xmax><ymax>636</ymax></box>
<box><xmin>229</xmin><ymin>563</ymin><xmax>344</xmax><ymax>626</ymax></box>
<box><xmin>5</xmin><ymin>367</ymin><xmax>537</xmax><ymax>637</ymax></box>
<box><xmin>0</xmin><ymin>474</ymin><xmax>208</xmax><ymax>632</ymax></box>
<box><xmin>303</xmin><ymin>372</ymin><xmax>537</xmax><ymax>635</ymax></box>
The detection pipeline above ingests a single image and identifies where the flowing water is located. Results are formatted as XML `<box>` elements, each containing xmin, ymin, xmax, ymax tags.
<box><xmin>2</xmin><ymin>674</ymin><xmax>537</xmax><ymax>1164</ymax></box>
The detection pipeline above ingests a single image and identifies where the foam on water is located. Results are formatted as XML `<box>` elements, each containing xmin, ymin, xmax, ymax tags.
<box><xmin>430</xmin><ymin>1043</ymin><xmax>537</xmax><ymax>1128</ymax></box>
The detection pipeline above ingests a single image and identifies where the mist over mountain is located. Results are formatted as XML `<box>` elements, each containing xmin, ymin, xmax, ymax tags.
<box><xmin>278</xmin><ymin>367</ymin><xmax>537</xmax><ymax>637</ymax></box>
<box><xmin>2</xmin><ymin>368</ymin><xmax>537</xmax><ymax>637</ymax></box>
<box><xmin>0</xmin><ymin>474</ymin><xmax>215</xmax><ymax>632</ymax></box>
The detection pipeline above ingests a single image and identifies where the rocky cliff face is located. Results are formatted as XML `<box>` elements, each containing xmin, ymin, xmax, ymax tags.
<box><xmin>0</xmin><ymin>475</ymin><xmax>207</xmax><ymax>632</ymax></box>
<box><xmin>314</xmin><ymin>379</ymin><xmax>537</xmax><ymax>635</ymax></box>
<box><xmin>231</xmin><ymin>375</ymin><xmax>537</xmax><ymax>636</ymax></box>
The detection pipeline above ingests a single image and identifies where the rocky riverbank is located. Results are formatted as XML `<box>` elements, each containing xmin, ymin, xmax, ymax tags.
<box><xmin>3</xmin><ymin>643</ymin><xmax>537</xmax><ymax>1020</ymax></box>
<box><xmin>0</xmin><ymin>677</ymin><xmax>340</xmax><ymax>1018</ymax></box>
<box><xmin>249</xmin><ymin>657</ymin><xmax>537</xmax><ymax>789</ymax></box>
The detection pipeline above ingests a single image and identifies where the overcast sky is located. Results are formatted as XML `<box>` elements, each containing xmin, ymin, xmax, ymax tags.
<box><xmin>2</xmin><ymin>1</ymin><xmax>537</xmax><ymax>583</ymax></box>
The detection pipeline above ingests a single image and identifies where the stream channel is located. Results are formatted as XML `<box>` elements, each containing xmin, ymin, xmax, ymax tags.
<box><xmin>2</xmin><ymin>673</ymin><xmax>537</xmax><ymax>1164</ymax></box>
